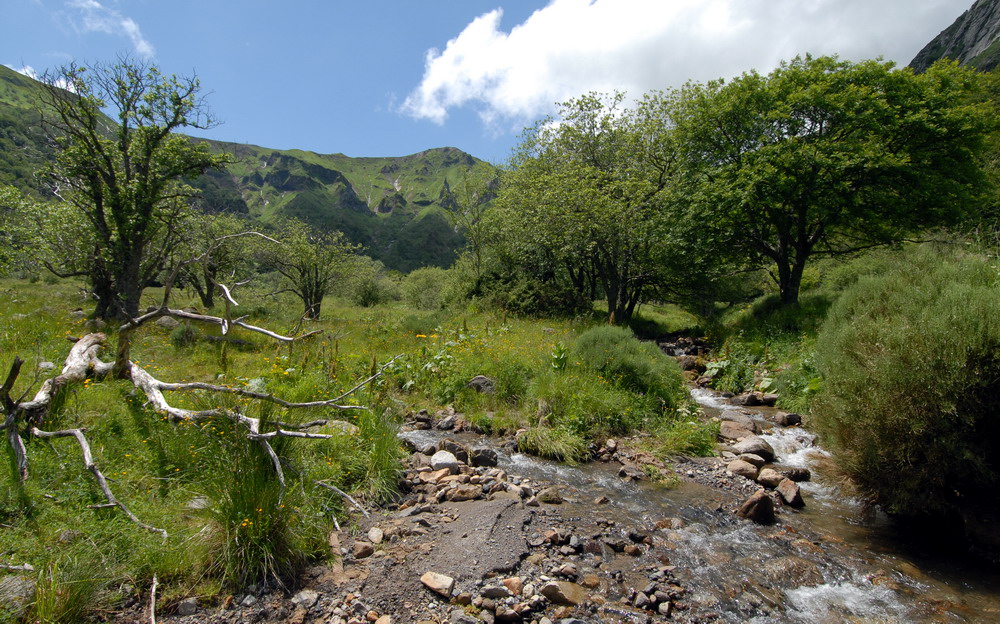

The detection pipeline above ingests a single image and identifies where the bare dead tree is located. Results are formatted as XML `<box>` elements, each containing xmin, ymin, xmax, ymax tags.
<box><xmin>0</xmin><ymin>277</ymin><xmax>399</xmax><ymax>537</ymax></box>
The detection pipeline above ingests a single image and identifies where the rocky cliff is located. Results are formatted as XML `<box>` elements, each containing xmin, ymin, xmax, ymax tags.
<box><xmin>910</xmin><ymin>0</ymin><xmax>1000</xmax><ymax>72</ymax></box>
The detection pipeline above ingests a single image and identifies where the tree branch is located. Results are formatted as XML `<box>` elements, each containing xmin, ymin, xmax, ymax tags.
<box><xmin>30</xmin><ymin>426</ymin><xmax>168</xmax><ymax>539</ymax></box>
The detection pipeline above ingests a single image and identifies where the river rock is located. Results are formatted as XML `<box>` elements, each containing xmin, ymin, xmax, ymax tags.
<box><xmin>774</xmin><ymin>412</ymin><xmax>802</xmax><ymax>426</ymax></box>
<box><xmin>777</xmin><ymin>466</ymin><xmax>811</xmax><ymax>482</ymax></box>
<box><xmin>730</xmin><ymin>392</ymin><xmax>762</xmax><ymax>407</ymax></box>
<box><xmin>353</xmin><ymin>541</ymin><xmax>375</xmax><ymax>558</ymax></box>
<box><xmin>445</xmin><ymin>484</ymin><xmax>483</xmax><ymax>502</ymax></box>
<box><xmin>727</xmin><ymin>459</ymin><xmax>759</xmax><ymax>480</ymax></box>
<box><xmin>421</xmin><ymin>571</ymin><xmax>455</xmax><ymax>598</ymax></box>
<box><xmin>440</xmin><ymin>439</ymin><xmax>470</xmax><ymax>464</ymax></box>
<box><xmin>720</xmin><ymin>420</ymin><xmax>755</xmax><ymax>441</ymax></box>
<box><xmin>537</xmin><ymin>486</ymin><xmax>564</xmax><ymax>504</ymax></box>
<box><xmin>176</xmin><ymin>597</ymin><xmax>199</xmax><ymax>615</ymax></box>
<box><xmin>502</xmin><ymin>576</ymin><xmax>523</xmax><ymax>596</ymax></box>
<box><xmin>430</xmin><ymin>450</ymin><xmax>461</xmax><ymax>474</ymax></box>
<box><xmin>761</xmin><ymin>555</ymin><xmax>823</xmax><ymax>587</ymax></box>
<box><xmin>756</xmin><ymin>468</ymin><xmax>784</xmax><ymax>488</ymax></box>
<box><xmin>437</xmin><ymin>414</ymin><xmax>457</xmax><ymax>430</ymax></box>
<box><xmin>467</xmin><ymin>375</ymin><xmax>496</xmax><ymax>394</ymax></box>
<box><xmin>471</xmin><ymin>447</ymin><xmax>499</xmax><ymax>467</ymax></box>
<box><xmin>482</xmin><ymin>585</ymin><xmax>511</xmax><ymax>599</ymax></box>
<box><xmin>720</xmin><ymin>409</ymin><xmax>757</xmax><ymax>429</ymax></box>
<box><xmin>539</xmin><ymin>581</ymin><xmax>588</xmax><ymax>605</ymax></box>
<box><xmin>737</xmin><ymin>489</ymin><xmax>776</xmax><ymax>524</ymax></box>
<box><xmin>731</xmin><ymin>436</ymin><xmax>776</xmax><ymax>462</ymax></box>
<box><xmin>776</xmin><ymin>478</ymin><xmax>805</xmax><ymax>508</ymax></box>
<box><xmin>291</xmin><ymin>589</ymin><xmax>319</xmax><ymax>608</ymax></box>
<box><xmin>738</xmin><ymin>453</ymin><xmax>766</xmax><ymax>468</ymax></box>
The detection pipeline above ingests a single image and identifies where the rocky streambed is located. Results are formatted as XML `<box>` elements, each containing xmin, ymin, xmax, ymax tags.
<box><xmin>114</xmin><ymin>386</ymin><xmax>1000</xmax><ymax>624</ymax></box>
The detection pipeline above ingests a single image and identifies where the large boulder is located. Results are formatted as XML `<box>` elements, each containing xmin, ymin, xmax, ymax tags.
<box><xmin>737</xmin><ymin>489</ymin><xmax>775</xmax><ymax>524</ymax></box>
<box><xmin>731</xmin><ymin>436</ymin><xmax>776</xmax><ymax>462</ymax></box>
<box><xmin>470</xmin><ymin>447</ymin><xmax>498</xmax><ymax>467</ymax></box>
<box><xmin>539</xmin><ymin>581</ymin><xmax>588</xmax><ymax>605</ymax></box>
<box><xmin>719</xmin><ymin>420</ymin><xmax>755</xmax><ymax>441</ymax></box>
<box><xmin>756</xmin><ymin>467</ymin><xmax>785</xmax><ymax>488</ymax></box>
<box><xmin>467</xmin><ymin>375</ymin><xmax>496</xmax><ymax>394</ymax></box>
<box><xmin>727</xmin><ymin>459</ymin><xmax>759</xmax><ymax>480</ymax></box>
<box><xmin>440</xmin><ymin>439</ymin><xmax>470</xmax><ymax>464</ymax></box>
<box><xmin>430</xmin><ymin>450</ymin><xmax>461</xmax><ymax>474</ymax></box>
<box><xmin>777</xmin><ymin>478</ymin><xmax>805</xmax><ymax>508</ymax></box>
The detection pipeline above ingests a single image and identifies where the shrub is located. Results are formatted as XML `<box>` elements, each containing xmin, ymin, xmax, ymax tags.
<box><xmin>572</xmin><ymin>326</ymin><xmax>686</xmax><ymax>407</ymax></box>
<box><xmin>812</xmin><ymin>246</ymin><xmax>1000</xmax><ymax>528</ymax></box>
<box><xmin>403</xmin><ymin>267</ymin><xmax>449</xmax><ymax>310</ymax></box>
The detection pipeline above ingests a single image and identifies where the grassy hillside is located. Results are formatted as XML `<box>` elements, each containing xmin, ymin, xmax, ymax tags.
<box><xmin>0</xmin><ymin>65</ymin><xmax>53</xmax><ymax>193</ymax></box>
<box><xmin>0</xmin><ymin>64</ymin><xmax>492</xmax><ymax>272</ymax></box>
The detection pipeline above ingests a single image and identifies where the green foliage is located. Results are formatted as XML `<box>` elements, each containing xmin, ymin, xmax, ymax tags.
<box><xmin>646</xmin><ymin>405</ymin><xmax>719</xmax><ymax>459</ymax></box>
<box><xmin>402</xmin><ymin>266</ymin><xmax>449</xmax><ymax>310</ymax></box>
<box><xmin>672</xmin><ymin>55</ymin><xmax>992</xmax><ymax>305</ymax></box>
<box><xmin>811</xmin><ymin>245</ymin><xmax>1000</xmax><ymax>521</ymax></box>
<box><xmin>516</xmin><ymin>426</ymin><xmax>590</xmax><ymax>464</ymax></box>
<box><xmin>40</xmin><ymin>58</ymin><xmax>231</xmax><ymax>319</ymax></box>
<box><xmin>530</xmin><ymin>370</ymin><xmax>652</xmax><ymax>437</ymax></box>
<box><xmin>258</xmin><ymin>219</ymin><xmax>358</xmax><ymax>320</ymax></box>
<box><xmin>573</xmin><ymin>326</ymin><xmax>685</xmax><ymax>406</ymax></box>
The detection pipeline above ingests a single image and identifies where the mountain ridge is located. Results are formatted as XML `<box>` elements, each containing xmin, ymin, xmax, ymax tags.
<box><xmin>910</xmin><ymin>0</ymin><xmax>1000</xmax><ymax>72</ymax></box>
<box><xmin>0</xmin><ymin>63</ymin><xmax>490</xmax><ymax>272</ymax></box>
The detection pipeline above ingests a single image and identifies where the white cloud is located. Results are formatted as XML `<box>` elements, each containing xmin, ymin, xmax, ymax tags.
<box><xmin>65</xmin><ymin>0</ymin><xmax>155</xmax><ymax>58</ymax></box>
<box><xmin>9</xmin><ymin>65</ymin><xmax>39</xmax><ymax>80</ymax></box>
<box><xmin>402</xmin><ymin>0</ymin><xmax>964</xmax><ymax>127</ymax></box>
<box><xmin>6</xmin><ymin>63</ymin><xmax>75</xmax><ymax>91</ymax></box>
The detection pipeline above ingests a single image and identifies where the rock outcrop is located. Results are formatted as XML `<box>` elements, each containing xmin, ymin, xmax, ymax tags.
<box><xmin>910</xmin><ymin>0</ymin><xmax>1000</xmax><ymax>72</ymax></box>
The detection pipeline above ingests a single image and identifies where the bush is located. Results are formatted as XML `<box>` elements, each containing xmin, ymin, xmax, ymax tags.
<box><xmin>812</xmin><ymin>246</ymin><xmax>1000</xmax><ymax>529</ymax></box>
<box><xmin>403</xmin><ymin>267</ymin><xmax>449</xmax><ymax>310</ymax></box>
<box><xmin>572</xmin><ymin>326</ymin><xmax>686</xmax><ymax>407</ymax></box>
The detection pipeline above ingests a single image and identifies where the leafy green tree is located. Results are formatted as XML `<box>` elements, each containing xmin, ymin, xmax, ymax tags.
<box><xmin>39</xmin><ymin>57</ymin><xmax>230</xmax><ymax>319</ymax></box>
<box><xmin>491</xmin><ymin>93</ymin><xmax>680</xmax><ymax>323</ymax></box>
<box><xmin>260</xmin><ymin>220</ymin><xmax>357</xmax><ymax>320</ymax></box>
<box><xmin>175</xmin><ymin>213</ymin><xmax>261</xmax><ymax>309</ymax></box>
<box><xmin>672</xmin><ymin>56</ymin><xmax>991</xmax><ymax>305</ymax></box>
<box><xmin>446</xmin><ymin>164</ymin><xmax>497</xmax><ymax>285</ymax></box>
<box><xmin>0</xmin><ymin>185</ymin><xmax>36</xmax><ymax>275</ymax></box>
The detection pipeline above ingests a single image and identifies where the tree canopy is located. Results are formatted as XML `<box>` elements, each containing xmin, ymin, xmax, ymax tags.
<box><xmin>671</xmin><ymin>56</ymin><xmax>991</xmax><ymax>305</ymax></box>
<box><xmin>39</xmin><ymin>57</ymin><xmax>230</xmax><ymax>319</ymax></box>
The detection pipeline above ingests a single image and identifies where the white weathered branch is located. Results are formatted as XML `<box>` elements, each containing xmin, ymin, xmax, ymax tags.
<box><xmin>30</xmin><ymin>426</ymin><xmax>168</xmax><ymax>539</ymax></box>
<box><xmin>19</xmin><ymin>333</ymin><xmax>114</xmax><ymax>416</ymax></box>
<box><xmin>121</xmin><ymin>307</ymin><xmax>322</xmax><ymax>343</ymax></box>
<box><xmin>150</xmin><ymin>380</ymin><xmax>365</xmax><ymax>411</ymax></box>
<box><xmin>315</xmin><ymin>481</ymin><xmax>370</xmax><ymax>518</ymax></box>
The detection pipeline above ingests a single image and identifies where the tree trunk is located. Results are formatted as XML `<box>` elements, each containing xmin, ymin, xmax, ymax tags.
<box><xmin>777</xmin><ymin>258</ymin><xmax>805</xmax><ymax>306</ymax></box>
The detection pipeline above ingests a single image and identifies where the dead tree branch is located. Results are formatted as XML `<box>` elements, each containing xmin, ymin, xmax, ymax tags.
<box><xmin>30</xmin><ymin>426</ymin><xmax>168</xmax><ymax>539</ymax></box>
<box><xmin>315</xmin><ymin>480</ymin><xmax>370</xmax><ymax>519</ymax></box>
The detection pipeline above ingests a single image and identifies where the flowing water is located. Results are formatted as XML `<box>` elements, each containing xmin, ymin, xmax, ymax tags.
<box><xmin>401</xmin><ymin>389</ymin><xmax>1000</xmax><ymax>622</ymax></box>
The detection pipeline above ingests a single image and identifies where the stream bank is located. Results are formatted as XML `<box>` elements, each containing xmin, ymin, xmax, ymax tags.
<box><xmin>112</xmin><ymin>387</ymin><xmax>1000</xmax><ymax>624</ymax></box>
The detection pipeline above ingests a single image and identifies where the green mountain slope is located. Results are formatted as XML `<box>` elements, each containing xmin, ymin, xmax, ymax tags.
<box><xmin>0</xmin><ymin>64</ymin><xmax>492</xmax><ymax>272</ymax></box>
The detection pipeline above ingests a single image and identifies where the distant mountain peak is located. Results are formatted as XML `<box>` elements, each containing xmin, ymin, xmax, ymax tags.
<box><xmin>910</xmin><ymin>0</ymin><xmax>1000</xmax><ymax>72</ymax></box>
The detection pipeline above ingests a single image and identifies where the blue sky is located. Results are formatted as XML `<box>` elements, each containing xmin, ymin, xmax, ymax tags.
<box><xmin>3</xmin><ymin>0</ymin><xmax>972</xmax><ymax>164</ymax></box>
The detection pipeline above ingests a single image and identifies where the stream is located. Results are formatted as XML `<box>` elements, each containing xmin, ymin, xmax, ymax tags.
<box><xmin>401</xmin><ymin>388</ymin><xmax>1000</xmax><ymax>623</ymax></box>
